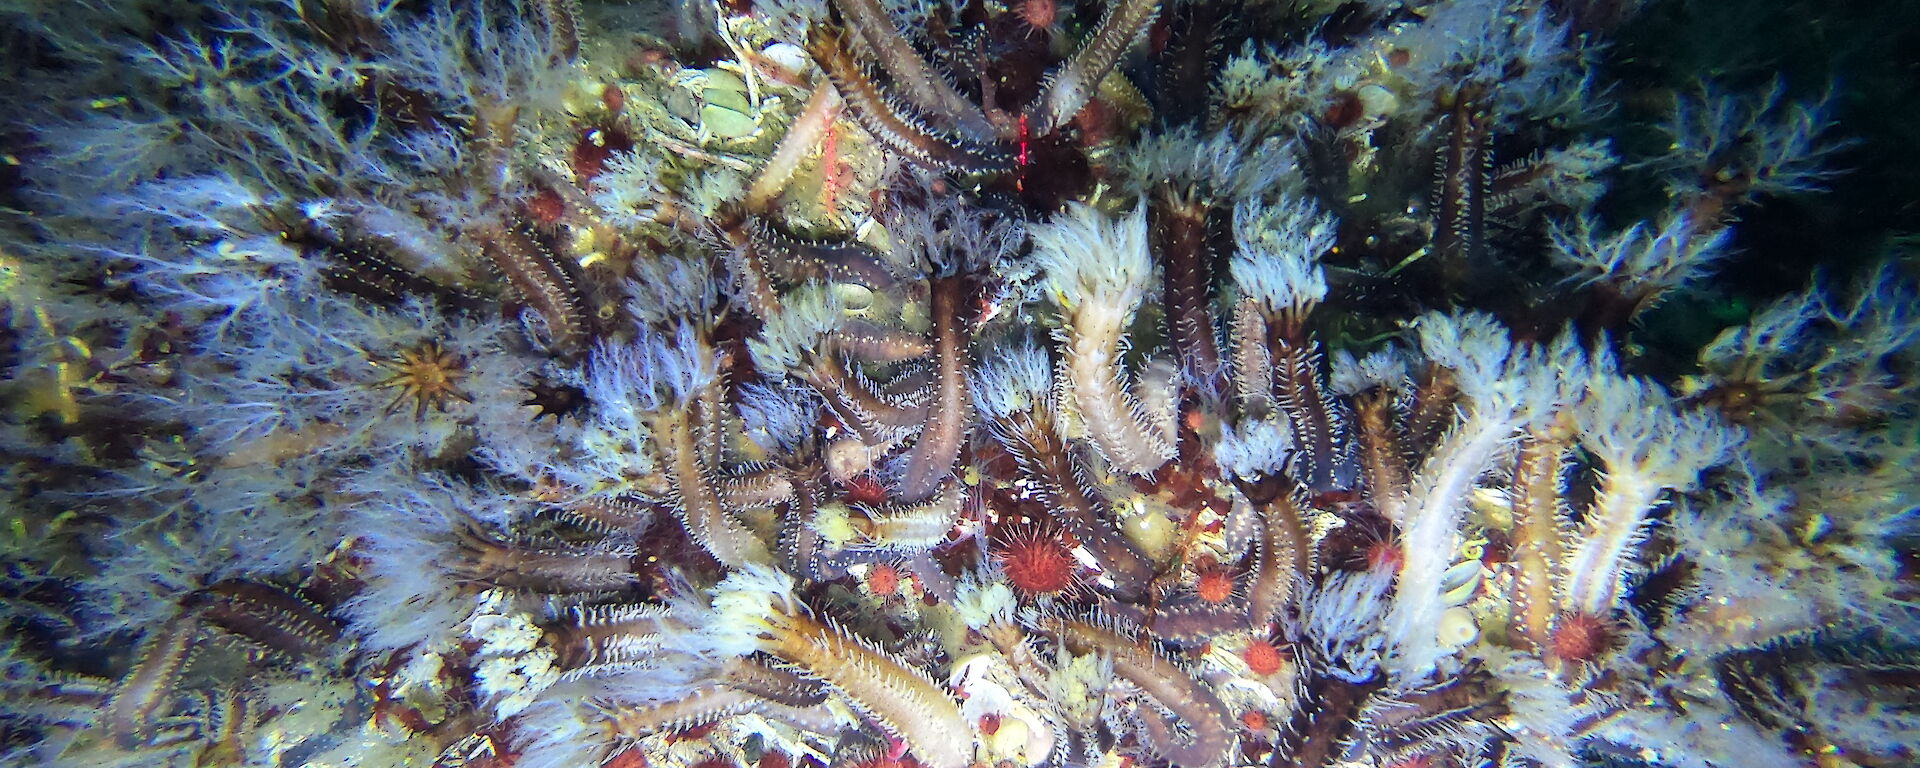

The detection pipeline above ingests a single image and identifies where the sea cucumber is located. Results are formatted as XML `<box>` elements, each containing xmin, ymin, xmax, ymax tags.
<box><xmin>995</xmin><ymin>408</ymin><xmax>1155</xmax><ymax>602</ymax></box>
<box><xmin>187</xmin><ymin>579</ymin><xmax>341</xmax><ymax>661</ymax></box>
<box><xmin>1269</xmin><ymin>340</ymin><xmax>1353</xmax><ymax>492</ymax></box>
<box><xmin>1154</xmin><ymin>188</ymin><xmax>1224</xmax><ymax>390</ymax></box>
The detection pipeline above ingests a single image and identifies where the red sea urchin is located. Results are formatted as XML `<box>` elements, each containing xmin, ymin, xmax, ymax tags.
<box><xmin>1195</xmin><ymin>566</ymin><xmax>1238</xmax><ymax>604</ymax></box>
<box><xmin>991</xmin><ymin>524</ymin><xmax>1079</xmax><ymax>597</ymax></box>
<box><xmin>1550</xmin><ymin>611</ymin><xmax>1615</xmax><ymax>666</ymax></box>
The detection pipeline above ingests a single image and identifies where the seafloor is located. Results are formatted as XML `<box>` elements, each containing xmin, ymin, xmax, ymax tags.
<box><xmin>1</xmin><ymin>1</ymin><xmax>1916</xmax><ymax>767</ymax></box>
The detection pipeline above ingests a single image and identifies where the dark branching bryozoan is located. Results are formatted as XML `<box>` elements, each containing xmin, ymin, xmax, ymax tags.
<box><xmin>892</xmin><ymin>274</ymin><xmax>971</xmax><ymax>502</ymax></box>
<box><xmin>1432</xmin><ymin>89</ymin><xmax>1493</xmax><ymax>292</ymax></box>
<box><xmin>826</xmin><ymin>0</ymin><xmax>1001</xmax><ymax>144</ymax></box>
<box><xmin>1024</xmin><ymin>0</ymin><xmax>1163</xmax><ymax>135</ymax></box>
<box><xmin>1154</xmin><ymin>186</ymin><xmax>1226</xmax><ymax>394</ymax></box>
<box><xmin>805</xmin><ymin>27</ymin><xmax>1013</xmax><ymax>174</ymax></box>
<box><xmin>479</xmin><ymin>219</ymin><xmax>590</xmax><ymax>356</ymax></box>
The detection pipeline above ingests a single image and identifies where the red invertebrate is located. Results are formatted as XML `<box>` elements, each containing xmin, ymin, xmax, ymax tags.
<box><xmin>570</xmin><ymin>125</ymin><xmax>635</xmax><ymax>181</ymax></box>
<box><xmin>1244</xmin><ymin>638</ymin><xmax>1285</xmax><ymax>677</ymax></box>
<box><xmin>1015</xmin><ymin>0</ymin><xmax>1058</xmax><ymax>32</ymax></box>
<box><xmin>1240</xmin><ymin>710</ymin><xmax>1269</xmax><ymax>732</ymax></box>
<box><xmin>844</xmin><ymin>473</ymin><xmax>889</xmax><ymax>506</ymax></box>
<box><xmin>1195</xmin><ymin>567</ymin><xmax>1236</xmax><ymax>604</ymax></box>
<box><xmin>1551</xmin><ymin>611</ymin><xmax>1614</xmax><ymax>665</ymax></box>
<box><xmin>867</xmin><ymin>562</ymin><xmax>902</xmax><ymax>596</ymax></box>
<box><xmin>527</xmin><ymin>185</ymin><xmax>567</xmax><ymax>226</ymax></box>
<box><xmin>992</xmin><ymin>524</ymin><xmax>1079</xmax><ymax>597</ymax></box>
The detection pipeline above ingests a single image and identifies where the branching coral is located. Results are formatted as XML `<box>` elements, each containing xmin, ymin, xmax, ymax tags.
<box><xmin>2</xmin><ymin>1</ymin><xmax>1913</xmax><ymax>768</ymax></box>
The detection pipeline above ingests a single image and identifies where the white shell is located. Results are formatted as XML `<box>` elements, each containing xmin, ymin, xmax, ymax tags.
<box><xmin>834</xmin><ymin>283</ymin><xmax>876</xmax><ymax>312</ymax></box>
<box><xmin>1440</xmin><ymin>559</ymin><xmax>1484</xmax><ymax>605</ymax></box>
<box><xmin>761</xmin><ymin>42</ymin><xmax>812</xmax><ymax>79</ymax></box>
<box><xmin>701</xmin><ymin>104</ymin><xmax>761</xmax><ymax>139</ymax></box>
<box><xmin>1356</xmin><ymin>83</ymin><xmax>1400</xmax><ymax>119</ymax></box>
<box><xmin>1437</xmin><ymin>606</ymin><xmax>1479</xmax><ymax>648</ymax></box>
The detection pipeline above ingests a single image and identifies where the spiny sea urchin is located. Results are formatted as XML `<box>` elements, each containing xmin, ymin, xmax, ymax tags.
<box><xmin>991</xmin><ymin>523</ymin><xmax>1078</xmax><ymax>597</ymax></box>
